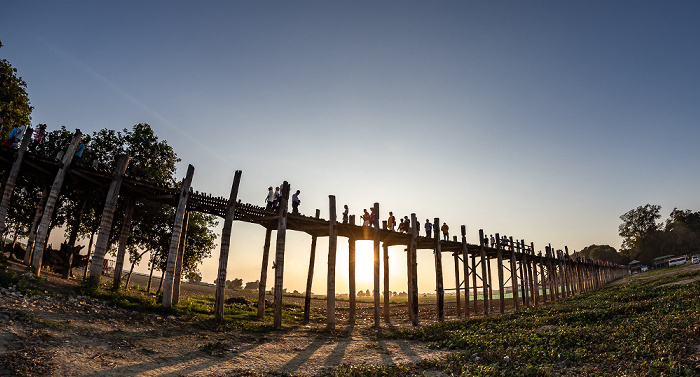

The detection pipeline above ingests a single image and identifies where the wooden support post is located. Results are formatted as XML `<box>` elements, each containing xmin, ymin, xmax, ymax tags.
<box><xmin>257</xmin><ymin>228</ymin><xmax>273</xmax><ymax>319</ymax></box>
<box><xmin>163</xmin><ymin>164</ymin><xmax>195</xmax><ymax>308</ymax></box>
<box><xmin>33</xmin><ymin>131</ymin><xmax>83</xmax><ymax>274</ymax></box>
<box><xmin>546</xmin><ymin>246</ymin><xmax>557</xmax><ymax>300</ymax></box>
<box><xmin>303</xmin><ymin>209</ymin><xmax>321</xmax><ymax>325</ymax></box>
<box><xmin>112</xmin><ymin>199</ymin><xmax>135</xmax><ymax>288</ymax></box>
<box><xmin>410</xmin><ymin>213</ymin><xmax>419</xmax><ymax>325</ymax></box>
<box><xmin>539</xmin><ymin>251</ymin><xmax>548</xmax><ymax>303</ymax></box>
<box><xmin>0</xmin><ymin>127</ymin><xmax>33</xmax><ymax>236</ymax></box>
<box><xmin>273</xmin><ymin>182</ymin><xmax>290</xmax><ymax>329</ymax></box>
<box><xmin>373</xmin><ymin>203</ymin><xmax>381</xmax><ymax>328</ymax></box>
<box><xmin>509</xmin><ymin>237</ymin><xmax>519</xmax><ymax>312</ymax></box>
<box><xmin>406</xmin><ymin>245</ymin><xmax>413</xmax><ymax>322</ymax></box>
<box><xmin>86</xmin><ymin>153</ymin><xmax>130</xmax><ymax>279</ymax></box>
<box><xmin>519</xmin><ymin>240</ymin><xmax>530</xmax><ymax>307</ymax></box>
<box><xmin>529</xmin><ymin>242</ymin><xmax>538</xmax><ymax>306</ymax></box>
<box><xmin>173</xmin><ymin>211</ymin><xmax>189</xmax><ymax>304</ymax></box>
<box><xmin>471</xmin><ymin>244</ymin><xmax>478</xmax><ymax>314</ymax></box>
<box><xmin>479</xmin><ymin>229</ymin><xmax>488</xmax><ymax>316</ymax></box>
<box><xmin>461</xmin><ymin>225</ymin><xmax>470</xmax><ymax>318</ymax></box>
<box><xmin>63</xmin><ymin>198</ymin><xmax>87</xmax><ymax>279</ymax></box>
<box><xmin>349</xmin><ymin>238</ymin><xmax>356</xmax><ymax>324</ymax></box>
<box><xmin>383</xmin><ymin>243</ymin><xmax>390</xmax><ymax>323</ymax></box>
<box><xmin>496</xmin><ymin>233</ymin><xmax>504</xmax><ymax>314</ymax></box>
<box><xmin>214</xmin><ymin>170</ymin><xmax>243</xmax><ymax>321</ymax></box>
<box><xmin>24</xmin><ymin>187</ymin><xmax>50</xmax><ymax>266</ymax></box>
<box><xmin>564</xmin><ymin>246</ymin><xmax>572</xmax><ymax>297</ymax></box>
<box><xmin>453</xmin><ymin>253</ymin><xmax>461</xmax><ymax>317</ymax></box>
<box><xmin>487</xmin><ymin>235</ymin><xmax>494</xmax><ymax>314</ymax></box>
<box><xmin>433</xmin><ymin>218</ymin><xmax>444</xmax><ymax>322</ymax></box>
<box><xmin>559</xmin><ymin>249</ymin><xmax>567</xmax><ymax>298</ymax></box>
<box><xmin>326</xmin><ymin>195</ymin><xmax>338</xmax><ymax>328</ymax></box>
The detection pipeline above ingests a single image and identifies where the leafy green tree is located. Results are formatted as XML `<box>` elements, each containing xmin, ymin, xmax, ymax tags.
<box><xmin>0</xmin><ymin>40</ymin><xmax>33</xmax><ymax>137</ymax></box>
<box><xmin>618</xmin><ymin>204</ymin><xmax>661</xmax><ymax>256</ymax></box>
<box><xmin>578</xmin><ymin>244</ymin><xmax>626</xmax><ymax>264</ymax></box>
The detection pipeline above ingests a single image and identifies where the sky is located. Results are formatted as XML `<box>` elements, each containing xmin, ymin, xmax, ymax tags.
<box><xmin>2</xmin><ymin>1</ymin><xmax>699</xmax><ymax>294</ymax></box>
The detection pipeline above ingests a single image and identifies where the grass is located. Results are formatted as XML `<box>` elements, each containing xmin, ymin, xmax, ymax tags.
<box><xmin>351</xmin><ymin>269</ymin><xmax>700</xmax><ymax>376</ymax></box>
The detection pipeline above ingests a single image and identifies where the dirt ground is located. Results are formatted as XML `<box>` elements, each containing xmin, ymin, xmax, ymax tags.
<box><xmin>0</xmin><ymin>260</ymin><xmax>454</xmax><ymax>377</ymax></box>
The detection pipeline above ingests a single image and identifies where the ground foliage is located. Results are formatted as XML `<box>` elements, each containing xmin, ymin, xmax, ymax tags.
<box><xmin>375</xmin><ymin>270</ymin><xmax>700</xmax><ymax>376</ymax></box>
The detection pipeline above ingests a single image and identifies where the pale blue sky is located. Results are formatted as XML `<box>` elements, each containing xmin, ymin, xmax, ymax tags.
<box><xmin>2</xmin><ymin>1</ymin><xmax>699</xmax><ymax>292</ymax></box>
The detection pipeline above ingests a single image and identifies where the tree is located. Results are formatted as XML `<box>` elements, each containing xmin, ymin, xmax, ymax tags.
<box><xmin>619</xmin><ymin>204</ymin><xmax>661</xmax><ymax>254</ymax></box>
<box><xmin>244</xmin><ymin>280</ymin><xmax>260</xmax><ymax>290</ymax></box>
<box><xmin>0</xmin><ymin>40</ymin><xmax>33</xmax><ymax>138</ymax></box>
<box><xmin>226</xmin><ymin>278</ymin><xmax>243</xmax><ymax>290</ymax></box>
<box><xmin>578</xmin><ymin>244</ymin><xmax>626</xmax><ymax>264</ymax></box>
<box><xmin>186</xmin><ymin>271</ymin><xmax>202</xmax><ymax>283</ymax></box>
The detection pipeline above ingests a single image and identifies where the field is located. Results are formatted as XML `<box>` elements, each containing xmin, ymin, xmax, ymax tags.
<box><xmin>1</xmin><ymin>256</ymin><xmax>699</xmax><ymax>376</ymax></box>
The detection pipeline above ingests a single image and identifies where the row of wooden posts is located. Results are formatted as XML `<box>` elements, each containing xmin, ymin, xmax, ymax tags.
<box><xmin>0</xmin><ymin>129</ymin><xmax>626</xmax><ymax>330</ymax></box>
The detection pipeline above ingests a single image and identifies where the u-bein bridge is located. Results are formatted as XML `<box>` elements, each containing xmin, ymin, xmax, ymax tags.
<box><xmin>0</xmin><ymin>129</ymin><xmax>626</xmax><ymax>329</ymax></box>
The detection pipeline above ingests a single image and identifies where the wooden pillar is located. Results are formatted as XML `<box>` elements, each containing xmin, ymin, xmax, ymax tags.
<box><xmin>406</xmin><ymin>245</ymin><xmax>413</xmax><ymax>321</ymax></box>
<box><xmin>349</xmin><ymin>238</ymin><xmax>356</xmax><ymax>324</ymax></box>
<box><xmin>62</xmin><ymin>198</ymin><xmax>87</xmax><ymax>279</ymax></box>
<box><xmin>453</xmin><ymin>253</ymin><xmax>461</xmax><ymax>317</ymax></box>
<box><xmin>214</xmin><ymin>171</ymin><xmax>243</xmax><ymax>321</ymax></box>
<box><xmin>495</xmin><ymin>233</ymin><xmax>504</xmax><ymax>314</ymax></box>
<box><xmin>303</xmin><ymin>209</ymin><xmax>321</xmax><ymax>325</ymax></box>
<box><xmin>32</xmin><ymin>131</ymin><xmax>83</xmax><ymax>274</ymax></box>
<box><xmin>172</xmin><ymin>211</ymin><xmax>189</xmax><ymax>304</ymax></box>
<box><xmin>257</xmin><ymin>228</ymin><xmax>273</xmax><ymax>319</ymax></box>
<box><xmin>519</xmin><ymin>240</ymin><xmax>530</xmax><ymax>307</ymax></box>
<box><xmin>433</xmin><ymin>218</ymin><xmax>444</xmax><ymax>322</ymax></box>
<box><xmin>112</xmin><ymin>199</ymin><xmax>136</xmax><ymax>288</ymax></box>
<box><xmin>24</xmin><ymin>187</ymin><xmax>50</xmax><ymax>266</ymax></box>
<box><xmin>539</xmin><ymin>251</ymin><xmax>548</xmax><ymax>303</ymax></box>
<box><xmin>546</xmin><ymin>246</ymin><xmax>557</xmax><ymax>300</ymax></box>
<box><xmin>478</xmin><ymin>229</ymin><xmax>488</xmax><ymax>316</ymax></box>
<box><xmin>383</xmin><ymin>242</ymin><xmax>390</xmax><ymax>323</ymax></box>
<box><xmin>372</xmin><ymin>203</ymin><xmax>381</xmax><ymax>328</ymax></box>
<box><xmin>559</xmin><ymin>249</ymin><xmax>567</xmax><ymax>298</ymax></box>
<box><xmin>509</xmin><ymin>237</ymin><xmax>519</xmax><ymax>312</ymax></box>
<box><xmin>529</xmin><ymin>242</ymin><xmax>538</xmax><ymax>306</ymax></box>
<box><xmin>410</xmin><ymin>213</ymin><xmax>419</xmax><ymax>325</ymax></box>
<box><xmin>273</xmin><ymin>182</ymin><xmax>290</xmax><ymax>329</ymax></box>
<box><xmin>326</xmin><ymin>194</ymin><xmax>338</xmax><ymax>329</ymax></box>
<box><xmin>471</xmin><ymin>243</ymin><xmax>478</xmax><ymax>314</ymax></box>
<box><xmin>162</xmin><ymin>164</ymin><xmax>195</xmax><ymax>308</ymax></box>
<box><xmin>0</xmin><ymin>127</ymin><xmax>33</xmax><ymax>236</ymax></box>
<box><xmin>487</xmin><ymin>241</ymin><xmax>493</xmax><ymax>313</ymax></box>
<box><xmin>460</xmin><ymin>225</ymin><xmax>470</xmax><ymax>318</ymax></box>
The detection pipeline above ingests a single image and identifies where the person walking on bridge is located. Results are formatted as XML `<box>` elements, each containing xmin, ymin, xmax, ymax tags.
<box><xmin>425</xmin><ymin>219</ymin><xmax>432</xmax><ymax>238</ymax></box>
<box><xmin>292</xmin><ymin>190</ymin><xmax>301</xmax><ymax>214</ymax></box>
<box><xmin>441</xmin><ymin>223</ymin><xmax>449</xmax><ymax>241</ymax></box>
<box><xmin>388</xmin><ymin>212</ymin><xmax>396</xmax><ymax>231</ymax></box>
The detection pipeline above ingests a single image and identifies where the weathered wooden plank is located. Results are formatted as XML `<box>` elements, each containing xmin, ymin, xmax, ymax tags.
<box><xmin>257</xmin><ymin>227</ymin><xmax>273</xmax><ymax>319</ymax></box>
<box><xmin>112</xmin><ymin>199</ymin><xmax>135</xmax><ymax>288</ymax></box>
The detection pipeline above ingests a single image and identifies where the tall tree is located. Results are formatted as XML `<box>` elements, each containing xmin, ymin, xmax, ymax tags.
<box><xmin>619</xmin><ymin>204</ymin><xmax>661</xmax><ymax>253</ymax></box>
<box><xmin>0</xmin><ymin>40</ymin><xmax>33</xmax><ymax>137</ymax></box>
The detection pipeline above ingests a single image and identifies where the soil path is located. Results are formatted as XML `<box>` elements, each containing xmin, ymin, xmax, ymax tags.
<box><xmin>0</xmin><ymin>261</ymin><xmax>452</xmax><ymax>376</ymax></box>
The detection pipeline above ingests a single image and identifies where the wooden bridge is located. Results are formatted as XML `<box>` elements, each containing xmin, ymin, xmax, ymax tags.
<box><xmin>0</xmin><ymin>128</ymin><xmax>626</xmax><ymax>329</ymax></box>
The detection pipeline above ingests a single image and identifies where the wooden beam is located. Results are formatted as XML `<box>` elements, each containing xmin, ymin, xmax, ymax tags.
<box><xmin>410</xmin><ymin>213</ymin><xmax>419</xmax><ymax>325</ymax></box>
<box><xmin>172</xmin><ymin>211</ymin><xmax>189</xmax><ymax>304</ymax></box>
<box><xmin>433</xmin><ymin>218</ymin><xmax>444</xmax><ymax>322</ymax></box>
<box><xmin>112</xmin><ymin>199</ymin><xmax>135</xmax><ymax>288</ymax></box>
<box><xmin>33</xmin><ymin>131</ymin><xmax>83</xmax><ymax>274</ymax></box>
<box><xmin>349</xmin><ymin>238</ymin><xmax>356</xmax><ymax>324</ymax></box>
<box><xmin>257</xmin><ymin>227</ymin><xmax>273</xmax><ymax>319</ymax></box>
<box><xmin>479</xmin><ymin>229</ymin><xmax>488</xmax><ymax>316</ymax></box>
<box><xmin>326</xmin><ymin>194</ymin><xmax>338</xmax><ymax>329</ymax></box>
<box><xmin>496</xmin><ymin>233</ymin><xmax>504</xmax><ymax>315</ymax></box>
<box><xmin>373</xmin><ymin>202</ymin><xmax>380</xmax><ymax>328</ymax></box>
<box><xmin>383</xmin><ymin>242</ymin><xmax>390</xmax><ymax>323</ymax></box>
<box><xmin>509</xmin><ymin>237</ymin><xmax>519</xmax><ymax>312</ymax></box>
<box><xmin>273</xmin><ymin>181</ymin><xmax>290</xmax><ymax>329</ymax></box>
<box><xmin>0</xmin><ymin>127</ymin><xmax>33</xmax><ymax>235</ymax></box>
<box><xmin>303</xmin><ymin>209</ymin><xmax>321</xmax><ymax>325</ymax></box>
<box><xmin>162</xmin><ymin>164</ymin><xmax>195</xmax><ymax>308</ymax></box>
<box><xmin>460</xmin><ymin>225</ymin><xmax>470</xmax><ymax>318</ymax></box>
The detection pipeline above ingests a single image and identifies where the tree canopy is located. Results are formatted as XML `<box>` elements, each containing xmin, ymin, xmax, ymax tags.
<box><xmin>0</xmin><ymin>39</ymin><xmax>33</xmax><ymax>136</ymax></box>
<box><xmin>619</xmin><ymin>204</ymin><xmax>700</xmax><ymax>264</ymax></box>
